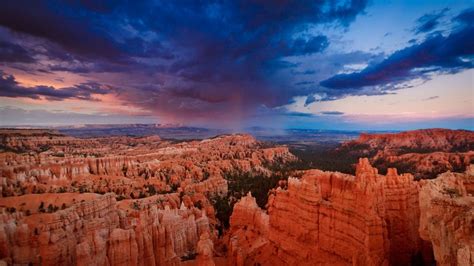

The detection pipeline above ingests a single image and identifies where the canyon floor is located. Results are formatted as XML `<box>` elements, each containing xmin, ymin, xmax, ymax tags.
<box><xmin>0</xmin><ymin>127</ymin><xmax>472</xmax><ymax>265</ymax></box>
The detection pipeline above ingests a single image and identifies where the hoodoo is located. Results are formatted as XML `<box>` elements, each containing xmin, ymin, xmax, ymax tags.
<box><xmin>419</xmin><ymin>166</ymin><xmax>474</xmax><ymax>266</ymax></box>
<box><xmin>227</xmin><ymin>159</ymin><xmax>439</xmax><ymax>265</ymax></box>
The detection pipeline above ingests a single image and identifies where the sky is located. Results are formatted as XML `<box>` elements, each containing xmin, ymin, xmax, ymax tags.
<box><xmin>0</xmin><ymin>0</ymin><xmax>472</xmax><ymax>130</ymax></box>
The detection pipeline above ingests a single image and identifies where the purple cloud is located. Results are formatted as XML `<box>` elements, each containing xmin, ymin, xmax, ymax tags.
<box><xmin>0</xmin><ymin>71</ymin><xmax>115</xmax><ymax>101</ymax></box>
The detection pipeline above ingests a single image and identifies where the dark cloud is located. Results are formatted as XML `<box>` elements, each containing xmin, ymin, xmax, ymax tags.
<box><xmin>284</xmin><ymin>111</ymin><xmax>316</xmax><ymax>117</ymax></box>
<box><xmin>111</xmin><ymin>0</ymin><xmax>367</xmax><ymax>120</ymax></box>
<box><xmin>320</xmin><ymin>111</ymin><xmax>344</xmax><ymax>115</ymax></box>
<box><xmin>0</xmin><ymin>41</ymin><xmax>35</xmax><ymax>63</ymax></box>
<box><xmin>286</xmin><ymin>36</ymin><xmax>329</xmax><ymax>56</ymax></box>
<box><xmin>0</xmin><ymin>1</ymin><xmax>170</xmax><ymax>61</ymax></box>
<box><xmin>453</xmin><ymin>8</ymin><xmax>474</xmax><ymax>25</ymax></box>
<box><xmin>292</xmin><ymin>69</ymin><xmax>317</xmax><ymax>75</ymax></box>
<box><xmin>304</xmin><ymin>95</ymin><xmax>317</xmax><ymax>107</ymax></box>
<box><xmin>0</xmin><ymin>71</ymin><xmax>114</xmax><ymax>101</ymax></box>
<box><xmin>0</xmin><ymin>2</ymin><xmax>121</xmax><ymax>59</ymax></box>
<box><xmin>0</xmin><ymin>1</ymin><xmax>369</xmax><ymax>122</ymax></box>
<box><xmin>422</xmin><ymin>96</ymin><xmax>439</xmax><ymax>101</ymax></box>
<box><xmin>413</xmin><ymin>8</ymin><xmax>449</xmax><ymax>34</ymax></box>
<box><xmin>320</xmin><ymin>10</ymin><xmax>473</xmax><ymax>96</ymax></box>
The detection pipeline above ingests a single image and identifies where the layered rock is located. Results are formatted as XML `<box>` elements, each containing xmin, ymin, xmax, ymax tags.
<box><xmin>339</xmin><ymin>129</ymin><xmax>474</xmax><ymax>179</ymax></box>
<box><xmin>0</xmin><ymin>129</ymin><xmax>98</xmax><ymax>153</ymax></box>
<box><xmin>0</xmin><ymin>133</ymin><xmax>295</xmax><ymax>198</ymax></box>
<box><xmin>0</xmin><ymin>193</ymin><xmax>210</xmax><ymax>265</ymax></box>
<box><xmin>419</xmin><ymin>167</ymin><xmax>474</xmax><ymax>266</ymax></box>
<box><xmin>0</xmin><ymin>131</ymin><xmax>296</xmax><ymax>265</ymax></box>
<box><xmin>355</xmin><ymin>129</ymin><xmax>474</xmax><ymax>152</ymax></box>
<box><xmin>196</xmin><ymin>232</ymin><xmax>215</xmax><ymax>266</ymax></box>
<box><xmin>227</xmin><ymin>159</ymin><xmax>428</xmax><ymax>266</ymax></box>
<box><xmin>383</xmin><ymin>167</ymin><xmax>430</xmax><ymax>265</ymax></box>
<box><xmin>228</xmin><ymin>192</ymin><xmax>269</xmax><ymax>266</ymax></box>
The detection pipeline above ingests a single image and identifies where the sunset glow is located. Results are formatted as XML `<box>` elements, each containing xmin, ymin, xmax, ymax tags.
<box><xmin>0</xmin><ymin>0</ymin><xmax>472</xmax><ymax>129</ymax></box>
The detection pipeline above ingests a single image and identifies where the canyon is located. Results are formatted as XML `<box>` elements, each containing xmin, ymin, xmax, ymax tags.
<box><xmin>228</xmin><ymin>160</ymin><xmax>473</xmax><ymax>265</ymax></box>
<box><xmin>0</xmin><ymin>128</ymin><xmax>472</xmax><ymax>265</ymax></box>
<box><xmin>0</xmin><ymin>130</ymin><xmax>294</xmax><ymax>265</ymax></box>
<box><xmin>228</xmin><ymin>159</ymin><xmax>430</xmax><ymax>265</ymax></box>
<box><xmin>338</xmin><ymin>129</ymin><xmax>474</xmax><ymax>179</ymax></box>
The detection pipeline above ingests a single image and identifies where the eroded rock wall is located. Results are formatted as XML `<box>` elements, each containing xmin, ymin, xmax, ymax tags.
<box><xmin>0</xmin><ymin>193</ymin><xmax>210</xmax><ymax>265</ymax></box>
<box><xmin>339</xmin><ymin>129</ymin><xmax>474</xmax><ymax>179</ymax></box>
<box><xmin>227</xmin><ymin>159</ymin><xmax>429</xmax><ymax>266</ymax></box>
<box><xmin>419</xmin><ymin>167</ymin><xmax>474</xmax><ymax>266</ymax></box>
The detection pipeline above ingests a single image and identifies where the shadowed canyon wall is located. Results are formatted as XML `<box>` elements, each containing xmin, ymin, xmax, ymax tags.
<box><xmin>419</xmin><ymin>166</ymin><xmax>474</xmax><ymax>266</ymax></box>
<box><xmin>227</xmin><ymin>158</ymin><xmax>472</xmax><ymax>266</ymax></box>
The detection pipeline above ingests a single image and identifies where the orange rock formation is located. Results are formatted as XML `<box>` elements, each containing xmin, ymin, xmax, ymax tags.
<box><xmin>340</xmin><ymin>129</ymin><xmax>474</xmax><ymax>179</ymax></box>
<box><xmin>0</xmin><ymin>132</ymin><xmax>294</xmax><ymax>199</ymax></box>
<box><xmin>196</xmin><ymin>232</ymin><xmax>216</xmax><ymax>266</ymax></box>
<box><xmin>0</xmin><ymin>130</ymin><xmax>295</xmax><ymax>265</ymax></box>
<box><xmin>0</xmin><ymin>193</ymin><xmax>211</xmax><ymax>265</ymax></box>
<box><xmin>1</xmin><ymin>129</ymin><xmax>472</xmax><ymax>265</ymax></box>
<box><xmin>228</xmin><ymin>159</ymin><xmax>432</xmax><ymax>266</ymax></box>
<box><xmin>419</xmin><ymin>166</ymin><xmax>474</xmax><ymax>266</ymax></box>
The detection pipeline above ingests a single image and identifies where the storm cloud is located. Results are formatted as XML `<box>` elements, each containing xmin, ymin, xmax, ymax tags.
<box><xmin>320</xmin><ymin>111</ymin><xmax>344</xmax><ymax>115</ymax></box>
<box><xmin>0</xmin><ymin>2</ymin><xmax>472</xmax><ymax>125</ymax></box>
<box><xmin>413</xmin><ymin>8</ymin><xmax>449</xmax><ymax>34</ymax></box>
<box><xmin>0</xmin><ymin>0</ymin><xmax>369</xmax><ymax>122</ymax></box>
<box><xmin>320</xmin><ymin>9</ymin><xmax>473</xmax><ymax>95</ymax></box>
<box><xmin>0</xmin><ymin>71</ymin><xmax>114</xmax><ymax>101</ymax></box>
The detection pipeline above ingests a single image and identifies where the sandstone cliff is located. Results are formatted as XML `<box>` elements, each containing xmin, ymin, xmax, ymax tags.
<box><xmin>356</xmin><ymin>129</ymin><xmax>474</xmax><ymax>152</ymax></box>
<box><xmin>0</xmin><ymin>131</ymin><xmax>295</xmax><ymax>265</ymax></box>
<box><xmin>0</xmin><ymin>193</ymin><xmax>210</xmax><ymax>265</ymax></box>
<box><xmin>0</xmin><ymin>133</ymin><xmax>294</xmax><ymax>199</ymax></box>
<box><xmin>228</xmin><ymin>192</ymin><xmax>269</xmax><ymax>266</ymax></box>
<box><xmin>227</xmin><ymin>159</ymin><xmax>429</xmax><ymax>266</ymax></box>
<box><xmin>339</xmin><ymin>129</ymin><xmax>474</xmax><ymax>179</ymax></box>
<box><xmin>419</xmin><ymin>166</ymin><xmax>474</xmax><ymax>266</ymax></box>
<box><xmin>196</xmin><ymin>232</ymin><xmax>216</xmax><ymax>266</ymax></box>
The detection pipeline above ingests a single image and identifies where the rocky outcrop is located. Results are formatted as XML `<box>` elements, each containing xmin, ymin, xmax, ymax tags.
<box><xmin>0</xmin><ymin>131</ymin><xmax>296</xmax><ymax>265</ymax></box>
<box><xmin>419</xmin><ymin>167</ymin><xmax>474</xmax><ymax>266</ymax></box>
<box><xmin>196</xmin><ymin>232</ymin><xmax>215</xmax><ymax>266</ymax></box>
<box><xmin>355</xmin><ymin>129</ymin><xmax>474</xmax><ymax>152</ymax></box>
<box><xmin>0</xmin><ymin>193</ymin><xmax>210</xmax><ymax>265</ymax></box>
<box><xmin>227</xmin><ymin>159</ymin><xmax>429</xmax><ymax>266</ymax></box>
<box><xmin>0</xmin><ymin>133</ymin><xmax>295</xmax><ymax>198</ymax></box>
<box><xmin>339</xmin><ymin>129</ymin><xmax>474</xmax><ymax>179</ymax></box>
<box><xmin>383</xmin><ymin>167</ymin><xmax>431</xmax><ymax>265</ymax></box>
<box><xmin>7</xmin><ymin>128</ymin><xmax>472</xmax><ymax>265</ymax></box>
<box><xmin>182</xmin><ymin>177</ymin><xmax>228</xmax><ymax>196</ymax></box>
<box><xmin>375</xmin><ymin>151</ymin><xmax>473</xmax><ymax>179</ymax></box>
<box><xmin>228</xmin><ymin>192</ymin><xmax>269</xmax><ymax>266</ymax></box>
<box><xmin>0</xmin><ymin>129</ymin><xmax>97</xmax><ymax>153</ymax></box>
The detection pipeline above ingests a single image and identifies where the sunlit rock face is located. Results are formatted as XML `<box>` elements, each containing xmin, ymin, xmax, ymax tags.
<box><xmin>0</xmin><ymin>130</ymin><xmax>295</xmax><ymax>265</ymax></box>
<box><xmin>419</xmin><ymin>166</ymin><xmax>474</xmax><ymax>266</ymax></box>
<box><xmin>0</xmin><ymin>131</ymin><xmax>295</xmax><ymax>198</ymax></box>
<box><xmin>0</xmin><ymin>193</ymin><xmax>209</xmax><ymax>265</ymax></box>
<box><xmin>2</xmin><ymin>128</ymin><xmax>471</xmax><ymax>265</ymax></box>
<box><xmin>196</xmin><ymin>232</ymin><xmax>216</xmax><ymax>266</ymax></box>
<box><xmin>227</xmin><ymin>159</ymin><xmax>435</xmax><ymax>266</ymax></box>
<box><xmin>356</xmin><ymin>129</ymin><xmax>474</xmax><ymax>151</ymax></box>
<box><xmin>228</xmin><ymin>192</ymin><xmax>269</xmax><ymax>266</ymax></box>
<box><xmin>339</xmin><ymin>129</ymin><xmax>474</xmax><ymax>179</ymax></box>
